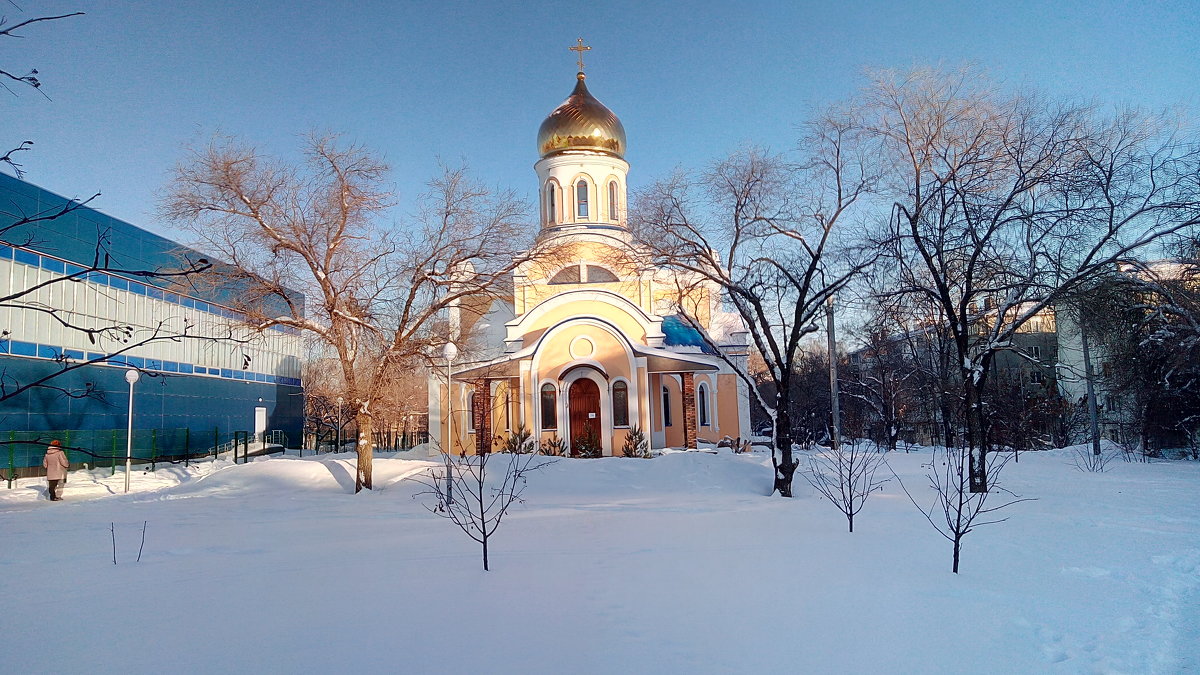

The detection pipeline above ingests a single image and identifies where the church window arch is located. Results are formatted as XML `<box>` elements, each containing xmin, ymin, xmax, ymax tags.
<box><xmin>548</xmin><ymin>265</ymin><xmax>582</xmax><ymax>285</ymax></box>
<box><xmin>662</xmin><ymin>385</ymin><xmax>673</xmax><ymax>427</ymax></box>
<box><xmin>608</xmin><ymin>180</ymin><xmax>619</xmax><ymax>222</ymax></box>
<box><xmin>546</xmin><ymin>182</ymin><xmax>557</xmax><ymax>224</ymax></box>
<box><xmin>466</xmin><ymin>388</ymin><xmax>476</xmax><ymax>433</ymax></box>
<box><xmin>576</xmin><ymin>179</ymin><xmax>589</xmax><ymax>219</ymax></box>
<box><xmin>540</xmin><ymin>383</ymin><xmax>557</xmax><ymax>430</ymax></box>
<box><xmin>612</xmin><ymin>380</ymin><xmax>629</xmax><ymax>427</ymax></box>
<box><xmin>585</xmin><ymin>265</ymin><xmax>619</xmax><ymax>283</ymax></box>
<box><xmin>697</xmin><ymin>382</ymin><xmax>710</xmax><ymax>426</ymax></box>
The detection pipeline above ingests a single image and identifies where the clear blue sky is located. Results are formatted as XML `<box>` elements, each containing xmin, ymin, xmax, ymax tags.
<box><xmin>7</xmin><ymin>0</ymin><xmax>1199</xmax><ymax>240</ymax></box>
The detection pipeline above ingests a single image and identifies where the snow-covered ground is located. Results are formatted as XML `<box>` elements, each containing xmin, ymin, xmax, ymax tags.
<box><xmin>1</xmin><ymin>447</ymin><xmax>1197</xmax><ymax>674</ymax></box>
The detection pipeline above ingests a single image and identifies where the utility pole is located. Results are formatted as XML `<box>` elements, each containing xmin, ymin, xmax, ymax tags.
<box><xmin>827</xmin><ymin>296</ymin><xmax>841</xmax><ymax>451</ymax></box>
<box><xmin>1080</xmin><ymin>324</ymin><xmax>1102</xmax><ymax>457</ymax></box>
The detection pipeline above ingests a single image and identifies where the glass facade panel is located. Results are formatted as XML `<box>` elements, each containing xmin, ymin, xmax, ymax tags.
<box><xmin>14</xmin><ymin>249</ymin><xmax>39</xmax><ymax>266</ymax></box>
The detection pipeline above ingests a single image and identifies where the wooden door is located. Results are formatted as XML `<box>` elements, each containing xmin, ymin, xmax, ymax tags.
<box><xmin>568</xmin><ymin>378</ymin><xmax>601</xmax><ymax>456</ymax></box>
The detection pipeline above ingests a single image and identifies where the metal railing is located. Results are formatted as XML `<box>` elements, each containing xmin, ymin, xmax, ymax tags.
<box><xmin>3</xmin><ymin>427</ymin><xmax>294</xmax><ymax>487</ymax></box>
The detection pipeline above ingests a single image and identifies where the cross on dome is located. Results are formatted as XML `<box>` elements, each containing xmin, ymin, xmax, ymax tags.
<box><xmin>570</xmin><ymin>37</ymin><xmax>591</xmax><ymax>73</ymax></box>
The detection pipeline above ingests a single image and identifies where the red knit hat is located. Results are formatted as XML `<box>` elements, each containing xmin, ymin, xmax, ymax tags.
<box><xmin>49</xmin><ymin>439</ymin><xmax>61</xmax><ymax>446</ymax></box>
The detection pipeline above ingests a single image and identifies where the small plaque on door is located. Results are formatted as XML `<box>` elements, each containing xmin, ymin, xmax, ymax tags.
<box><xmin>588</xmin><ymin>413</ymin><xmax>596</xmax><ymax>419</ymax></box>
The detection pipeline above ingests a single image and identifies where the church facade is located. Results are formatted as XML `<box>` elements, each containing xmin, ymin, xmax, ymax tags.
<box><xmin>429</xmin><ymin>61</ymin><xmax>751</xmax><ymax>456</ymax></box>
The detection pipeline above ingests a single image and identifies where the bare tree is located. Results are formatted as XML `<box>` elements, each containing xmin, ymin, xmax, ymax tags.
<box><xmin>864</xmin><ymin>67</ymin><xmax>1200</xmax><ymax>492</ymax></box>
<box><xmin>893</xmin><ymin>447</ymin><xmax>1032</xmax><ymax>573</ymax></box>
<box><xmin>1073</xmin><ymin>263</ymin><xmax>1200</xmax><ymax>459</ymax></box>
<box><xmin>301</xmin><ymin>353</ymin><xmax>428</xmax><ymax>453</ymax></box>
<box><xmin>631</xmin><ymin>118</ymin><xmax>875</xmax><ymax>497</ymax></box>
<box><xmin>843</xmin><ymin>309</ymin><xmax>922</xmax><ymax>452</ymax></box>
<box><xmin>802</xmin><ymin>439</ymin><xmax>889</xmax><ymax>532</ymax></box>
<box><xmin>163</xmin><ymin>134</ymin><xmax>538</xmax><ymax>492</ymax></box>
<box><xmin>2</xmin><ymin>7</ymin><xmax>85</xmax><ymax>176</ymax></box>
<box><xmin>415</xmin><ymin>445</ymin><xmax>548</xmax><ymax>571</ymax></box>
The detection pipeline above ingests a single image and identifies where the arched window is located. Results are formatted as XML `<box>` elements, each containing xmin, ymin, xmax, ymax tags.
<box><xmin>608</xmin><ymin>181</ymin><xmax>618</xmax><ymax>222</ymax></box>
<box><xmin>612</xmin><ymin>381</ymin><xmax>629</xmax><ymax>427</ymax></box>
<box><xmin>576</xmin><ymin>180</ymin><xmax>589</xmax><ymax>219</ymax></box>
<box><xmin>467</xmin><ymin>389</ymin><xmax>476</xmax><ymax>432</ymax></box>
<box><xmin>548</xmin><ymin>265</ymin><xmax>581</xmax><ymax>285</ymax></box>
<box><xmin>697</xmin><ymin>382</ymin><xmax>710</xmax><ymax>426</ymax></box>
<box><xmin>662</xmin><ymin>385</ymin><xmax>672</xmax><ymax>427</ymax></box>
<box><xmin>546</xmin><ymin>184</ymin><xmax>557</xmax><ymax>224</ymax></box>
<box><xmin>540</xmin><ymin>383</ymin><xmax>557</xmax><ymax>430</ymax></box>
<box><xmin>585</xmin><ymin>265</ymin><xmax>618</xmax><ymax>283</ymax></box>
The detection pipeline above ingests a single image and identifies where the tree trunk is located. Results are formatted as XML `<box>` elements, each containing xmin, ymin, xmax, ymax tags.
<box><xmin>773</xmin><ymin>395</ymin><xmax>798</xmax><ymax>497</ymax></box>
<box><xmin>966</xmin><ymin>382</ymin><xmax>989</xmax><ymax>493</ymax></box>
<box><xmin>482</xmin><ymin>535</ymin><xmax>490</xmax><ymax>571</ymax></box>
<box><xmin>355</xmin><ymin>412</ymin><xmax>374</xmax><ymax>493</ymax></box>
<box><xmin>952</xmin><ymin>534</ymin><xmax>961</xmax><ymax>573</ymax></box>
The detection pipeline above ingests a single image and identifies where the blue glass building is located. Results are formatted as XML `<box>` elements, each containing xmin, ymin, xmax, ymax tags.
<box><xmin>0</xmin><ymin>173</ymin><xmax>304</xmax><ymax>461</ymax></box>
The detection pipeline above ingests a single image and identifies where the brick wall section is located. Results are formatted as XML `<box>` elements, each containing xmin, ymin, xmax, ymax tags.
<box><xmin>473</xmin><ymin>379</ymin><xmax>491</xmax><ymax>454</ymax></box>
<box><xmin>682</xmin><ymin>372</ymin><xmax>697</xmax><ymax>449</ymax></box>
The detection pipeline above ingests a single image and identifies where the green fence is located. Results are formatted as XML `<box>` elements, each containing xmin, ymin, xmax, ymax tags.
<box><xmin>2</xmin><ymin>427</ymin><xmax>269</xmax><ymax>486</ymax></box>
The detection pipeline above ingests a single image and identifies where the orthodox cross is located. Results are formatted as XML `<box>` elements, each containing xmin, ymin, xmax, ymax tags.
<box><xmin>570</xmin><ymin>38</ymin><xmax>591</xmax><ymax>72</ymax></box>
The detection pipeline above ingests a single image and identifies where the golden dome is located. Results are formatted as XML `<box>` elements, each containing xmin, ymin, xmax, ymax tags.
<box><xmin>537</xmin><ymin>74</ymin><xmax>626</xmax><ymax>159</ymax></box>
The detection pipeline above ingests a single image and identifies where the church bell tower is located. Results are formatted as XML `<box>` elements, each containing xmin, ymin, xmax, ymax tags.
<box><xmin>534</xmin><ymin>39</ymin><xmax>629</xmax><ymax>238</ymax></box>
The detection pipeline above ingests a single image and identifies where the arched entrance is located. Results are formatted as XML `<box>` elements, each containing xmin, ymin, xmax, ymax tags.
<box><xmin>569</xmin><ymin>378</ymin><xmax>601</xmax><ymax>456</ymax></box>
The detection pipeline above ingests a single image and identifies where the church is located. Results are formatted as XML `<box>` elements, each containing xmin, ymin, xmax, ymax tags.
<box><xmin>429</xmin><ymin>44</ymin><xmax>752</xmax><ymax>456</ymax></box>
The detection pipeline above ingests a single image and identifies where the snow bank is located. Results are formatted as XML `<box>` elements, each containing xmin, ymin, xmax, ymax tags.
<box><xmin>0</xmin><ymin>448</ymin><xmax>1197</xmax><ymax>674</ymax></box>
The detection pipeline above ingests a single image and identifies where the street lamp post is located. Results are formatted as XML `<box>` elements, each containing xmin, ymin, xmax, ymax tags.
<box><xmin>442</xmin><ymin>341</ymin><xmax>458</xmax><ymax>506</ymax></box>
<box><xmin>124</xmin><ymin>369</ymin><xmax>140</xmax><ymax>493</ymax></box>
<box><xmin>336</xmin><ymin>396</ymin><xmax>344</xmax><ymax>453</ymax></box>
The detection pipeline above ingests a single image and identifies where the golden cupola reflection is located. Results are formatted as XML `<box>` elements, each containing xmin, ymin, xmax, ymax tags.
<box><xmin>537</xmin><ymin>73</ymin><xmax>626</xmax><ymax>159</ymax></box>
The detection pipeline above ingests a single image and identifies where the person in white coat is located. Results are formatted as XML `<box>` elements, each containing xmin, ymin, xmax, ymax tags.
<box><xmin>43</xmin><ymin>439</ymin><xmax>68</xmax><ymax>501</ymax></box>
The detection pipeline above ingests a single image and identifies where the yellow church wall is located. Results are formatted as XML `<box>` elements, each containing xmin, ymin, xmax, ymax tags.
<box><xmin>440</xmin><ymin>381</ymin><xmax>471</xmax><ymax>455</ymax></box>
<box><xmin>490</xmin><ymin>380</ymin><xmax>514</xmax><ymax>443</ymax></box>
<box><xmin>520</xmin><ymin>302</ymin><xmax>649</xmax><ymax>350</ymax></box>
<box><xmin>439</xmin><ymin>378</ymin><xmax>524</xmax><ymax>455</ymax></box>
<box><xmin>660</xmin><ymin>374</ymin><xmax>685</xmax><ymax>448</ymax></box>
<box><xmin>716</xmin><ymin>373</ymin><xmax>743</xmax><ymax>440</ymax></box>
<box><xmin>522</xmin><ymin>278</ymin><xmax>644</xmax><ymax>316</ymax></box>
<box><xmin>534</xmin><ymin>324</ymin><xmax>633</xmax><ymax>382</ymax></box>
<box><xmin>530</xmin><ymin>323</ymin><xmax>633</xmax><ymax>455</ymax></box>
<box><xmin>611</xmin><ymin>427</ymin><xmax>631</xmax><ymax>456</ymax></box>
<box><xmin>651</xmin><ymin>285</ymin><xmax>713</xmax><ymax>328</ymax></box>
<box><xmin>693</xmin><ymin>373</ymin><xmax>718</xmax><ymax>444</ymax></box>
<box><xmin>524</xmin><ymin>239</ymin><xmax>641</xmax><ymax>282</ymax></box>
<box><xmin>518</xmin><ymin>239</ymin><xmax>646</xmax><ymax>316</ymax></box>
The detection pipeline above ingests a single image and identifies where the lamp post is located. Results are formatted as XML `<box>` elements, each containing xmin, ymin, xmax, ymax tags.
<box><xmin>442</xmin><ymin>341</ymin><xmax>458</xmax><ymax>506</ymax></box>
<box><xmin>124</xmin><ymin>369</ymin><xmax>140</xmax><ymax>493</ymax></box>
<box><xmin>336</xmin><ymin>396</ymin><xmax>344</xmax><ymax>453</ymax></box>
